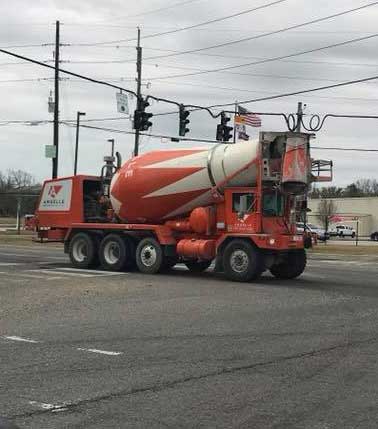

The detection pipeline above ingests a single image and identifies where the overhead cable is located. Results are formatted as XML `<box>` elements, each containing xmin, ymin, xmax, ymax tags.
<box><xmin>141</xmin><ymin>1</ymin><xmax>378</xmax><ymax>60</ymax></box>
<box><xmin>143</xmin><ymin>33</ymin><xmax>378</xmax><ymax>80</ymax></box>
<box><xmin>71</xmin><ymin>0</ymin><xmax>289</xmax><ymax>46</ymax></box>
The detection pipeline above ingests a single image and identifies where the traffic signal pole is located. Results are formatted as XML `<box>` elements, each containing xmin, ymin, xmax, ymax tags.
<box><xmin>134</xmin><ymin>27</ymin><xmax>142</xmax><ymax>157</ymax></box>
<box><xmin>52</xmin><ymin>20</ymin><xmax>60</xmax><ymax>178</ymax></box>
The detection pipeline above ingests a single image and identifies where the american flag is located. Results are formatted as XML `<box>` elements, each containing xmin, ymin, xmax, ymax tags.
<box><xmin>236</xmin><ymin>105</ymin><xmax>262</xmax><ymax>127</ymax></box>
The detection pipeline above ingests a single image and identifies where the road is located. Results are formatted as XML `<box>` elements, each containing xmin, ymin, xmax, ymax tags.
<box><xmin>1</xmin><ymin>244</ymin><xmax>378</xmax><ymax>428</ymax></box>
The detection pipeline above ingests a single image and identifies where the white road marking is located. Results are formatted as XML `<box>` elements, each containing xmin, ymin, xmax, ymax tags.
<box><xmin>0</xmin><ymin>252</ymin><xmax>65</xmax><ymax>260</ymax></box>
<box><xmin>57</xmin><ymin>267</ymin><xmax>127</xmax><ymax>275</ymax></box>
<box><xmin>11</xmin><ymin>272</ymin><xmax>64</xmax><ymax>280</ymax></box>
<box><xmin>28</xmin><ymin>269</ymin><xmax>95</xmax><ymax>278</ymax></box>
<box><xmin>29</xmin><ymin>401</ymin><xmax>68</xmax><ymax>412</ymax></box>
<box><xmin>77</xmin><ymin>347</ymin><xmax>123</xmax><ymax>356</ymax></box>
<box><xmin>3</xmin><ymin>335</ymin><xmax>40</xmax><ymax>343</ymax></box>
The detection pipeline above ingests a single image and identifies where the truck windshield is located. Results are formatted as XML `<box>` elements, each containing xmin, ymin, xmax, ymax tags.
<box><xmin>263</xmin><ymin>192</ymin><xmax>284</xmax><ymax>217</ymax></box>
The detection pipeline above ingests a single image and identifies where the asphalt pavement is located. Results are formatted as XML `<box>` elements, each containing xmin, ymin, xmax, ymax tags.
<box><xmin>1</xmin><ymin>244</ymin><xmax>378</xmax><ymax>428</ymax></box>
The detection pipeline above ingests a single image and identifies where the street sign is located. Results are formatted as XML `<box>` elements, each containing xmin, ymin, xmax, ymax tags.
<box><xmin>116</xmin><ymin>92</ymin><xmax>129</xmax><ymax>114</ymax></box>
<box><xmin>45</xmin><ymin>145</ymin><xmax>56</xmax><ymax>159</ymax></box>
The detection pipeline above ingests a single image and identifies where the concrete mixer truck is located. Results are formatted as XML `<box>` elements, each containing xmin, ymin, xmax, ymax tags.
<box><xmin>34</xmin><ymin>131</ymin><xmax>332</xmax><ymax>282</ymax></box>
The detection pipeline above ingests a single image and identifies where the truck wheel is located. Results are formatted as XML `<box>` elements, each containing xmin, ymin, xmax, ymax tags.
<box><xmin>69</xmin><ymin>232</ymin><xmax>98</xmax><ymax>269</ymax></box>
<box><xmin>223</xmin><ymin>239</ymin><xmax>262</xmax><ymax>282</ymax></box>
<box><xmin>136</xmin><ymin>238</ymin><xmax>164</xmax><ymax>274</ymax></box>
<box><xmin>185</xmin><ymin>260</ymin><xmax>212</xmax><ymax>272</ymax></box>
<box><xmin>270</xmin><ymin>249</ymin><xmax>306</xmax><ymax>280</ymax></box>
<box><xmin>99</xmin><ymin>234</ymin><xmax>132</xmax><ymax>271</ymax></box>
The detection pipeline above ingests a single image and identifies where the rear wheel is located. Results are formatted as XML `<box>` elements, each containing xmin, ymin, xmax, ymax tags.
<box><xmin>99</xmin><ymin>234</ymin><xmax>134</xmax><ymax>271</ymax></box>
<box><xmin>270</xmin><ymin>249</ymin><xmax>306</xmax><ymax>279</ymax></box>
<box><xmin>185</xmin><ymin>260</ymin><xmax>212</xmax><ymax>273</ymax></box>
<box><xmin>69</xmin><ymin>232</ymin><xmax>98</xmax><ymax>269</ymax></box>
<box><xmin>223</xmin><ymin>239</ymin><xmax>262</xmax><ymax>282</ymax></box>
<box><xmin>136</xmin><ymin>237</ymin><xmax>164</xmax><ymax>274</ymax></box>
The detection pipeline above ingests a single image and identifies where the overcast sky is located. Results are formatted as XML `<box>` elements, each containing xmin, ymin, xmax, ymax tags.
<box><xmin>0</xmin><ymin>0</ymin><xmax>377</xmax><ymax>186</ymax></box>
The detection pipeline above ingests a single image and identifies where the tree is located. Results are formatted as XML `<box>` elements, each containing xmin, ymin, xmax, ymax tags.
<box><xmin>316</xmin><ymin>199</ymin><xmax>338</xmax><ymax>233</ymax></box>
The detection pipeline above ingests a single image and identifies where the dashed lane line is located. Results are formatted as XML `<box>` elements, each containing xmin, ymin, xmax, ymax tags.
<box><xmin>8</xmin><ymin>272</ymin><xmax>64</xmax><ymax>280</ymax></box>
<box><xmin>2</xmin><ymin>335</ymin><xmax>40</xmax><ymax>343</ymax></box>
<box><xmin>28</xmin><ymin>401</ymin><xmax>68</xmax><ymax>413</ymax></box>
<box><xmin>57</xmin><ymin>267</ymin><xmax>128</xmax><ymax>276</ymax></box>
<box><xmin>77</xmin><ymin>347</ymin><xmax>123</xmax><ymax>356</ymax></box>
<box><xmin>0</xmin><ymin>252</ymin><xmax>66</xmax><ymax>260</ymax></box>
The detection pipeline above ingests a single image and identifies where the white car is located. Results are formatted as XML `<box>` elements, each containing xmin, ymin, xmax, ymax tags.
<box><xmin>296</xmin><ymin>223</ymin><xmax>329</xmax><ymax>241</ymax></box>
<box><xmin>330</xmin><ymin>224</ymin><xmax>356</xmax><ymax>238</ymax></box>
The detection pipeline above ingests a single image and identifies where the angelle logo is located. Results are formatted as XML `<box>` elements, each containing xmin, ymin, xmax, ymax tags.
<box><xmin>40</xmin><ymin>179</ymin><xmax>72</xmax><ymax>211</ymax></box>
<box><xmin>47</xmin><ymin>185</ymin><xmax>63</xmax><ymax>198</ymax></box>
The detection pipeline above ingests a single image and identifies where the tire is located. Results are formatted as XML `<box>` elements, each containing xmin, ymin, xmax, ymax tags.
<box><xmin>68</xmin><ymin>232</ymin><xmax>98</xmax><ymax>269</ymax></box>
<box><xmin>270</xmin><ymin>249</ymin><xmax>307</xmax><ymax>280</ymax></box>
<box><xmin>185</xmin><ymin>260</ymin><xmax>212</xmax><ymax>273</ymax></box>
<box><xmin>99</xmin><ymin>234</ymin><xmax>133</xmax><ymax>271</ymax></box>
<box><xmin>222</xmin><ymin>239</ymin><xmax>262</xmax><ymax>282</ymax></box>
<box><xmin>351</xmin><ymin>232</ymin><xmax>356</xmax><ymax>238</ymax></box>
<box><xmin>136</xmin><ymin>237</ymin><xmax>164</xmax><ymax>274</ymax></box>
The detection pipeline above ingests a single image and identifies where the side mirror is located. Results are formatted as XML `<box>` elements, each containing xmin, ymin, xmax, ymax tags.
<box><xmin>238</xmin><ymin>194</ymin><xmax>249</xmax><ymax>219</ymax></box>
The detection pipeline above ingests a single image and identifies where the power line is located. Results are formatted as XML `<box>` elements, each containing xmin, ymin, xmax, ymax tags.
<box><xmin>0</xmin><ymin>43</ymin><xmax>50</xmax><ymax>49</ymax></box>
<box><xmin>72</xmin><ymin>0</ymin><xmax>289</xmax><ymax>46</ymax></box>
<box><xmin>61</xmin><ymin>122</ymin><xmax>378</xmax><ymax>153</ymax></box>
<box><xmin>141</xmin><ymin>1</ymin><xmax>378</xmax><ymax>60</ymax></box>
<box><xmin>206</xmin><ymin>75</ymin><xmax>378</xmax><ymax>109</ymax></box>
<box><xmin>142</xmin><ymin>63</ymin><xmax>377</xmax><ymax>85</ymax></box>
<box><xmin>75</xmin><ymin>43</ymin><xmax>378</xmax><ymax>69</ymax></box>
<box><xmin>141</xmin><ymin>47</ymin><xmax>378</xmax><ymax>68</ymax></box>
<box><xmin>144</xmin><ymin>33</ymin><xmax>378</xmax><ymax>80</ymax></box>
<box><xmin>151</xmin><ymin>79</ymin><xmax>378</xmax><ymax>103</ymax></box>
<box><xmin>104</xmin><ymin>0</ymin><xmax>202</xmax><ymax>20</ymax></box>
<box><xmin>0</xmin><ymin>48</ymin><xmax>377</xmax><ymax>122</ymax></box>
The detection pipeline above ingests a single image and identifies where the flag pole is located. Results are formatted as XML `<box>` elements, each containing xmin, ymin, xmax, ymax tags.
<box><xmin>233</xmin><ymin>100</ymin><xmax>238</xmax><ymax>143</ymax></box>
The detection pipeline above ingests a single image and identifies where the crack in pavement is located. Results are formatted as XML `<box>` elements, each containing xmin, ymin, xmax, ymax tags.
<box><xmin>9</xmin><ymin>335</ymin><xmax>378</xmax><ymax>421</ymax></box>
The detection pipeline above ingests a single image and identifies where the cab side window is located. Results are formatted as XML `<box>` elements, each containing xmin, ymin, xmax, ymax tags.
<box><xmin>232</xmin><ymin>193</ymin><xmax>254</xmax><ymax>213</ymax></box>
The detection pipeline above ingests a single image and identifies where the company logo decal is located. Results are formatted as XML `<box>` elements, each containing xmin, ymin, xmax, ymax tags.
<box><xmin>47</xmin><ymin>185</ymin><xmax>63</xmax><ymax>198</ymax></box>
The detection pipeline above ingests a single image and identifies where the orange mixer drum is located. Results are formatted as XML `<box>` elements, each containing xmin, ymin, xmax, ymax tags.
<box><xmin>110</xmin><ymin>140</ymin><xmax>260</xmax><ymax>223</ymax></box>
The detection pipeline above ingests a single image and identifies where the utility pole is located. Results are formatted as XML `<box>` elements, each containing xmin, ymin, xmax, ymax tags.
<box><xmin>295</xmin><ymin>101</ymin><xmax>303</xmax><ymax>132</ymax></box>
<box><xmin>107</xmin><ymin>138</ymin><xmax>115</xmax><ymax>158</ymax></box>
<box><xmin>134</xmin><ymin>27</ymin><xmax>142</xmax><ymax>157</ymax></box>
<box><xmin>52</xmin><ymin>20</ymin><xmax>60</xmax><ymax>178</ymax></box>
<box><xmin>233</xmin><ymin>101</ymin><xmax>238</xmax><ymax>143</ymax></box>
<box><xmin>74</xmin><ymin>111</ymin><xmax>86</xmax><ymax>175</ymax></box>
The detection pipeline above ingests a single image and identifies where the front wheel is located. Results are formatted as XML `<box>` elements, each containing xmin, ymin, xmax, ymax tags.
<box><xmin>68</xmin><ymin>232</ymin><xmax>99</xmax><ymax>269</ymax></box>
<box><xmin>136</xmin><ymin>237</ymin><xmax>164</xmax><ymax>274</ymax></box>
<box><xmin>270</xmin><ymin>249</ymin><xmax>306</xmax><ymax>280</ymax></box>
<box><xmin>222</xmin><ymin>239</ymin><xmax>262</xmax><ymax>282</ymax></box>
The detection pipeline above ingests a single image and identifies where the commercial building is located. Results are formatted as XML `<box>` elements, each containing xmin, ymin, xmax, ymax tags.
<box><xmin>308</xmin><ymin>197</ymin><xmax>378</xmax><ymax>237</ymax></box>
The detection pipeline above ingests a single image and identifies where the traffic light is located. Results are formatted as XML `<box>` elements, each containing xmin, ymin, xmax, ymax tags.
<box><xmin>179</xmin><ymin>104</ymin><xmax>190</xmax><ymax>136</ymax></box>
<box><xmin>216</xmin><ymin>112</ymin><xmax>233</xmax><ymax>142</ymax></box>
<box><xmin>134</xmin><ymin>97</ymin><xmax>153</xmax><ymax>131</ymax></box>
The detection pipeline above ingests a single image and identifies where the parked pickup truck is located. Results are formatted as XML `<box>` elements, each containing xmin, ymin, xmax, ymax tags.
<box><xmin>329</xmin><ymin>224</ymin><xmax>356</xmax><ymax>238</ymax></box>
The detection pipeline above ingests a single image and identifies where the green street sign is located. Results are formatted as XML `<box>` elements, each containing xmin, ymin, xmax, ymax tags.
<box><xmin>45</xmin><ymin>145</ymin><xmax>57</xmax><ymax>159</ymax></box>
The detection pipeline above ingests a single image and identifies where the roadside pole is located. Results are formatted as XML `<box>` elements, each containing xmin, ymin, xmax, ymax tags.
<box><xmin>134</xmin><ymin>27</ymin><xmax>142</xmax><ymax>157</ymax></box>
<box><xmin>296</xmin><ymin>101</ymin><xmax>303</xmax><ymax>132</ymax></box>
<box><xmin>52</xmin><ymin>20</ymin><xmax>60</xmax><ymax>179</ymax></box>
<box><xmin>16</xmin><ymin>198</ymin><xmax>21</xmax><ymax>235</ymax></box>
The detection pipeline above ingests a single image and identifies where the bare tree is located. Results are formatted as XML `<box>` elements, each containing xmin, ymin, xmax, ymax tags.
<box><xmin>316</xmin><ymin>199</ymin><xmax>338</xmax><ymax>233</ymax></box>
<box><xmin>8</xmin><ymin>170</ymin><xmax>35</xmax><ymax>190</ymax></box>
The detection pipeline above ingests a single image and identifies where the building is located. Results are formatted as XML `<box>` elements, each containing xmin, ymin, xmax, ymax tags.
<box><xmin>308</xmin><ymin>197</ymin><xmax>378</xmax><ymax>236</ymax></box>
